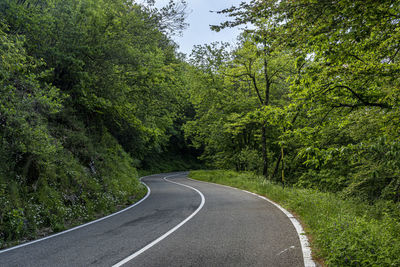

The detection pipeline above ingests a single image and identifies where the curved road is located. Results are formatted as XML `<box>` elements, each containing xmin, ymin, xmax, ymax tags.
<box><xmin>0</xmin><ymin>172</ymin><xmax>311</xmax><ymax>266</ymax></box>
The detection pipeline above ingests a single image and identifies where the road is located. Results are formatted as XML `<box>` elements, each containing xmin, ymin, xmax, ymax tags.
<box><xmin>0</xmin><ymin>172</ymin><xmax>313</xmax><ymax>266</ymax></box>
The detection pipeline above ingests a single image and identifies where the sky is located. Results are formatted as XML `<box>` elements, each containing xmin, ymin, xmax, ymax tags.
<box><xmin>155</xmin><ymin>0</ymin><xmax>247</xmax><ymax>56</ymax></box>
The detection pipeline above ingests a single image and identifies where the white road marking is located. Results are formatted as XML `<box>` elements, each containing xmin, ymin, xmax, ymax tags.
<box><xmin>186</xmin><ymin>177</ymin><xmax>316</xmax><ymax>267</ymax></box>
<box><xmin>112</xmin><ymin>174</ymin><xmax>206</xmax><ymax>267</ymax></box>
<box><xmin>0</xmin><ymin>176</ymin><xmax>152</xmax><ymax>254</ymax></box>
<box><xmin>277</xmin><ymin>245</ymin><xmax>296</xmax><ymax>256</ymax></box>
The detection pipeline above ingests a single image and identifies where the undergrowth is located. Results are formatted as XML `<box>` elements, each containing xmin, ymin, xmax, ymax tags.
<box><xmin>0</xmin><ymin>130</ymin><xmax>147</xmax><ymax>249</ymax></box>
<box><xmin>138</xmin><ymin>152</ymin><xmax>203</xmax><ymax>177</ymax></box>
<box><xmin>189</xmin><ymin>170</ymin><xmax>400</xmax><ymax>266</ymax></box>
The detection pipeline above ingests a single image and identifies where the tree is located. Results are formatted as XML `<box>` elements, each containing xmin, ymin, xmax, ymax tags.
<box><xmin>198</xmin><ymin>0</ymin><xmax>400</xmax><ymax>200</ymax></box>
<box><xmin>211</xmin><ymin>5</ymin><xmax>296</xmax><ymax>177</ymax></box>
<box><xmin>184</xmin><ymin>38</ymin><xmax>294</xmax><ymax>175</ymax></box>
<box><xmin>0</xmin><ymin>0</ymin><xmax>195</xmax><ymax>245</ymax></box>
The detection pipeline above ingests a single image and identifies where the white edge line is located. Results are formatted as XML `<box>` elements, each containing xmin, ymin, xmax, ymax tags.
<box><xmin>112</xmin><ymin>174</ymin><xmax>205</xmax><ymax>267</ymax></box>
<box><xmin>186</xmin><ymin>177</ymin><xmax>316</xmax><ymax>267</ymax></box>
<box><xmin>0</xmin><ymin>175</ymin><xmax>152</xmax><ymax>254</ymax></box>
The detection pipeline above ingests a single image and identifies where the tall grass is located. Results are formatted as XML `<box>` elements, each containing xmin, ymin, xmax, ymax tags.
<box><xmin>189</xmin><ymin>170</ymin><xmax>400</xmax><ymax>266</ymax></box>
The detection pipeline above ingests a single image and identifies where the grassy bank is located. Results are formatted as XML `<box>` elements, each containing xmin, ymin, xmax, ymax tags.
<box><xmin>0</xmin><ymin>132</ymin><xmax>148</xmax><ymax>249</ymax></box>
<box><xmin>189</xmin><ymin>170</ymin><xmax>400</xmax><ymax>266</ymax></box>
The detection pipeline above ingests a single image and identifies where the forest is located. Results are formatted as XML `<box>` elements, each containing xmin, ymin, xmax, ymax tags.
<box><xmin>0</xmin><ymin>0</ymin><xmax>199</xmax><ymax>246</ymax></box>
<box><xmin>0</xmin><ymin>0</ymin><xmax>399</xmax><ymax>264</ymax></box>
<box><xmin>187</xmin><ymin>0</ymin><xmax>400</xmax><ymax>200</ymax></box>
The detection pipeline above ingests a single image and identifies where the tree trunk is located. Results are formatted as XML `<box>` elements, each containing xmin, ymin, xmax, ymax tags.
<box><xmin>262</xmin><ymin>40</ymin><xmax>270</xmax><ymax>179</ymax></box>
<box><xmin>272</xmin><ymin>151</ymin><xmax>282</xmax><ymax>181</ymax></box>
<box><xmin>281</xmin><ymin>146</ymin><xmax>285</xmax><ymax>188</ymax></box>
<box><xmin>262</xmin><ymin>123</ymin><xmax>268</xmax><ymax>177</ymax></box>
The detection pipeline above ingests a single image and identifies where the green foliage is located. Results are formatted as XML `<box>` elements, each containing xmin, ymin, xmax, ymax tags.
<box><xmin>0</xmin><ymin>0</ymin><xmax>193</xmax><ymax>247</ymax></box>
<box><xmin>2</xmin><ymin>0</ymin><xmax>399</xmax><ymax>262</ymax></box>
<box><xmin>190</xmin><ymin>170</ymin><xmax>400</xmax><ymax>266</ymax></box>
<box><xmin>184</xmin><ymin>39</ymin><xmax>294</xmax><ymax>174</ymax></box>
<box><xmin>185</xmin><ymin>0</ymin><xmax>400</xmax><ymax>206</ymax></box>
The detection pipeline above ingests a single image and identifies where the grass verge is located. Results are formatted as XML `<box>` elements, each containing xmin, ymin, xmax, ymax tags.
<box><xmin>189</xmin><ymin>170</ymin><xmax>400</xmax><ymax>266</ymax></box>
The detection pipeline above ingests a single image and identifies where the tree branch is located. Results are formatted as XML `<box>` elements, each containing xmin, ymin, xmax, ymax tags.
<box><xmin>248</xmin><ymin>73</ymin><xmax>264</xmax><ymax>105</ymax></box>
<box><xmin>246</xmin><ymin>60</ymin><xmax>264</xmax><ymax>105</ymax></box>
<box><xmin>330</xmin><ymin>85</ymin><xmax>391</xmax><ymax>109</ymax></box>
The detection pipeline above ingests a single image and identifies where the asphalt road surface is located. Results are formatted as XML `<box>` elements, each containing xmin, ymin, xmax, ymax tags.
<box><xmin>0</xmin><ymin>172</ymin><xmax>311</xmax><ymax>267</ymax></box>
